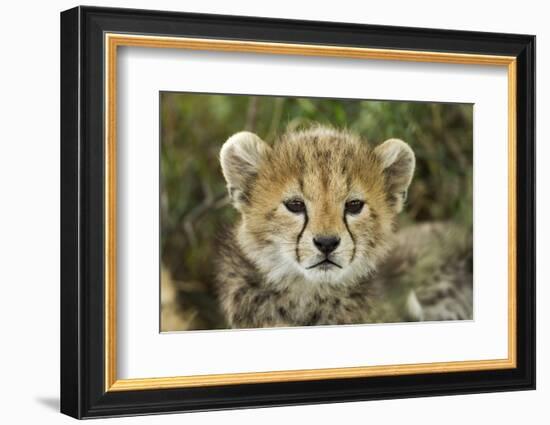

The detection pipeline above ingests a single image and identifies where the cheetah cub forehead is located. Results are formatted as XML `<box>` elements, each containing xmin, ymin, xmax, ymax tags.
<box><xmin>219</xmin><ymin>126</ymin><xmax>415</xmax><ymax>287</ymax></box>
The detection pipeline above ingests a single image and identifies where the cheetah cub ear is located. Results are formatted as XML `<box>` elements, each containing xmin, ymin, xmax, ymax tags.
<box><xmin>374</xmin><ymin>138</ymin><xmax>416</xmax><ymax>213</ymax></box>
<box><xmin>220</xmin><ymin>131</ymin><xmax>271</xmax><ymax>210</ymax></box>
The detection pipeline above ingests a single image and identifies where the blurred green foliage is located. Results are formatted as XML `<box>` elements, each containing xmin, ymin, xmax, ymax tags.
<box><xmin>160</xmin><ymin>92</ymin><xmax>472</xmax><ymax>330</ymax></box>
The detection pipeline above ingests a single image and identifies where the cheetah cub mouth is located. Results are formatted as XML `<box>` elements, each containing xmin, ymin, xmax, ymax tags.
<box><xmin>307</xmin><ymin>258</ymin><xmax>342</xmax><ymax>270</ymax></box>
<box><xmin>219</xmin><ymin>126</ymin><xmax>415</xmax><ymax>286</ymax></box>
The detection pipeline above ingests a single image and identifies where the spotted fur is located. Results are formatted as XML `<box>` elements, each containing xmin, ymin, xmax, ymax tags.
<box><xmin>215</xmin><ymin>126</ymin><xmax>470</xmax><ymax>328</ymax></box>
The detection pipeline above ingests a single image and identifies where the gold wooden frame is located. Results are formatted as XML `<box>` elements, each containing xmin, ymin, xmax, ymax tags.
<box><xmin>104</xmin><ymin>33</ymin><xmax>517</xmax><ymax>392</ymax></box>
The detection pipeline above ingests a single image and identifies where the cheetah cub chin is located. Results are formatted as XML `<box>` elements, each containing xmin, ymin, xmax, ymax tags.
<box><xmin>215</xmin><ymin>126</ymin><xmax>418</xmax><ymax>329</ymax></box>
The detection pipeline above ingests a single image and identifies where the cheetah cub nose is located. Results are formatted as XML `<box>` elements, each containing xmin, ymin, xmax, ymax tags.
<box><xmin>313</xmin><ymin>236</ymin><xmax>341</xmax><ymax>255</ymax></box>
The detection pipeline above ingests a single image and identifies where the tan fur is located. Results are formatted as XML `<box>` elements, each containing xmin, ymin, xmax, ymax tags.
<box><xmin>216</xmin><ymin>126</ymin><xmax>432</xmax><ymax>328</ymax></box>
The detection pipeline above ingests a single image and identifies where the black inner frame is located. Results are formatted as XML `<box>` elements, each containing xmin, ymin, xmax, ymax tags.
<box><xmin>60</xmin><ymin>6</ymin><xmax>535</xmax><ymax>419</ymax></box>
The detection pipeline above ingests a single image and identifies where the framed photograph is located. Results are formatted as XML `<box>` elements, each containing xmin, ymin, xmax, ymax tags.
<box><xmin>60</xmin><ymin>6</ymin><xmax>535</xmax><ymax>419</ymax></box>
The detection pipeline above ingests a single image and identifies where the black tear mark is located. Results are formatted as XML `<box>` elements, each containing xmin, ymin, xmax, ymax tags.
<box><xmin>295</xmin><ymin>211</ymin><xmax>309</xmax><ymax>263</ymax></box>
<box><xmin>343</xmin><ymin>214</ymin><xmax>356</xmax><ymax>262</ymax></box>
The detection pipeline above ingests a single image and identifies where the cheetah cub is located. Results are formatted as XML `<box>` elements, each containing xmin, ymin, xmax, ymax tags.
<box><xmin>216</xmin><ymin>126</ymin><xmax>469</xmax><ymax>328</ymax></box>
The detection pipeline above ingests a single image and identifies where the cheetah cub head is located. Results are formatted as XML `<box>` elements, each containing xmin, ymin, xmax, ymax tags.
<box><xmin>220</xmin><ymin>126</ymin><xmax>415</xmax><ymax>287</ymax></box>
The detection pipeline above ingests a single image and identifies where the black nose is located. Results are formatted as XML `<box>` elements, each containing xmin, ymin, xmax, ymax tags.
<box><xmin>313</xmin><ymin>236</ymin><xmax>340</xmax><ymax>255</ymax></box>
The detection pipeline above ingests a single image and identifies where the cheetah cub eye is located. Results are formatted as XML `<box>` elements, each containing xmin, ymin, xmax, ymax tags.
<box><xmin>284</xmin><ymin>198</ymin><xmax>306</xmax><ymax>214</ymax></box>
<box><xmin>344</xmin><ymin>200</ymin><xmax>365</xmax><ymax>215</ymax></box>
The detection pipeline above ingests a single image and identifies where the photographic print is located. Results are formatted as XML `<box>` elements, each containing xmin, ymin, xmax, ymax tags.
<box><xmin>160</xmin><ymin>93</ymin><xmax>473</xmax><ymax>332</ymax></box>
<box><xmin>61</xmin><ymin>7</ymin><xmax>535</xmax><ymax>417</ymax></box>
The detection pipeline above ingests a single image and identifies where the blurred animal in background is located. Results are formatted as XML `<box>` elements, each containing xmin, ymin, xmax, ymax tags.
<box><xmin>214</xmin><ymin>126</ymin><xmax>472</xmax><ymax>328</ymax></box>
